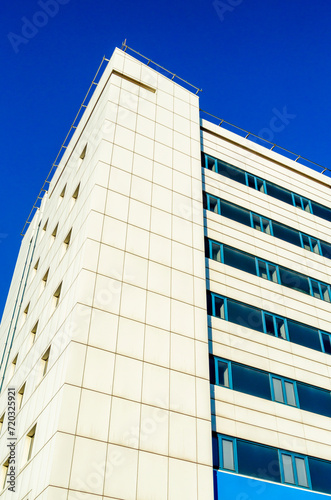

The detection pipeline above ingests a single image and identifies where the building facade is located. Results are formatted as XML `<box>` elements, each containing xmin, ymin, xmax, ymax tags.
<box><xmin>0</xmin><ymin>46</ymin><xmax>330</xmax><ymax>499</ymax></box>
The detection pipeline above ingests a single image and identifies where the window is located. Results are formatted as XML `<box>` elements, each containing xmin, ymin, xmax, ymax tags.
<box><xmin>51</xmin><ymin>224</ymin><xmax>58</xmax><ymax>240</ymax></box>
<box><xmin>320</xmin><ymin>240</ymin><xmax>331</xmax><ymax>259</ymax></box>
<box><xmin>212</xmin><ymin>355</ymin><xmax>331</xmax><ymax>418</ymax></box>
<box><xmin>17</xmin><ymin>383</ymin><xmax>26</xmax><ymax>409</ymax></box>
<box><xmin>53</xmin><ymin>283</ymin><xmax>62</xmax><ymax>309</ymax></box>
<box><xmin>278</xmin><ymin>268</ymin><xmax>310</xmax><ymax>295</ymax></box>
<box><xmin>218</xmin><ymin>436</ymin><xmax>236</xmax><ymax>471</ymax></box>
<box><xmin>208</xmin><ymin>238</ymin><xmax>331</xmax><ymax>302</ymax></box>
<box><xmin>216</xmin><ymin>436</ymin><xmax>281</xmax><ymax>483</ymax></box>
<box><xmin>237</xmin><ymin>440</ymin><xmax>281</xmax><ymax>482</ymax></box>
<box><xmin>25</xmin><ymin>425</ymin><xmax>36</xmax><ymax>462</ymax></box>
<box><xmin>309</xmin><ymin>457</ymin><xmax>331</xmax><ymax>494</ymax></box>
<box><xmin>320</xmin><ymin>331</ymin><xmax>331</xmax><ymax>355</ymax></box>
<box><xmin>11</xmin><ymin>354</ymin><xmax>18</xmax><ymax>376</ymax></box>
<box><xmin>209</xmin><ymin>240</ymin><xmax>222</xmax><ymax>262</ymax></box>
<box><xmin>204</xmin><ymin>154</ymin><xmax>246</xmax><ymax>184</ymax></box>
<box><xmin>41</xmin><ymin>347</ymin><xmax>50</xmax><ymax>377</ymax></box>
<box><xmin>272</xmin><ymin>221</ymin><xmax>302</xmax><ymax>246</ymax></box>
<box><xmin>31</xmin><ymin>322</ymin><xmax>38</xmax><ymax>345</ymax></box>
<box><xmin>206</xmin><ymin>155</ymin><xmax>217</xmax><ymax>172</ymax></box>
<box><xmin>263</xmin><ymin>312</ymin><xmax>287</xmax><ymax>339</ymax></box>
<box><xmin>246</xmin><ymin>172</ymin><xmax>266</xmax><ymax>193</ymax></box>
<box><xmin>203</xmin><ymin>153</ymin><xmax>331</xmax><ymax>224</ymax></box>
<box><xmin>257</xmin><ymin>259</ymin><xmax>279</xmax><ymax>283</ymax></box>
<box><xmin>296</xmin><ymin>382</ymin><xmax>331</xmax><ymax>418</ymax></box>
<box><xmin>72</xmin><ymin>183</ymin><xmax>80</xmax><ymax>201</ymax></box>
<box><xmin>271</xmin><ymin>377</ymin><xmax>297</xmax><ymax>406</ymax></box>
<box><xmin>221</xmin><ymin>200</ymin><xmax>251</xmax><ymax>226</ymax></box>
<box><xmin>223</xmin><ymin>246</ymin><xmax>256</xmax><ymax>274</ymax></box>
<box><xmin>208</xmin><ymin>291</ymin><xmax>331</xmax><ymax>356</ymax></box>
<box><xmin>215</xmin><ymin>359</ymin><xmax>231</xmax><ymax>388</ymax></box>
<box><xmin>251</xmin><ymin>213</ymin><xmax>272</xmax><ymax>234</ymax></box>
<box><xmin>227</xmin><ymin>299</ymin><xmax>264</xmax><ymax>332</ymax></box>
<box><xmin>265</xmin><ymin>182</ymin><xmax>293</xmax><ymax>205</ymax></box>
<box><xmin>204</xmin><ymin>192</ymin><xmax>331</xmax><ymax>262</ymax></box>
<box><xmin>79</xmin><ymin>144</ymin><xmax>87</xmax><ymax>160</ymax></box>
<box><xmin>208</xmin><ymin>293</ymin><xmax>226</xmax><ymax>320</ymax></box>
<box><xmin>287</xmin><ymin>320</ymin><xmax>321</xmax><ymax>352</ymax></box>
<box><xmin>0</xmin><ymin>414</ymin><xmax>4</xmax><ymax>434</ymax></box>
<box><xmin>311</xmin><ymin>201</ymin><xmax>331</xmax><ymax>223</ymax></box>
<box><xmin>206</xmin><ymin>194</ymin><xmax>220</xmax><ymax>214</ymax></box>
<box><xmin>214</xmin><ymin>435</ymin><xmax>331</xmax><ymax>492</ymax></box>
<box><xmin>23</xmin><ymin>303</ymin><xmax>30</xmax><ymax>318</ymax></box>
<box><xmin>1</xmin><ymin>457</ymin><xmax>9</xmax><ymax>490</ymax></box>
<box><xmin>41</xmin><ymin>269</ymin><xmax>49</xmax><ymax>289</ymax></box>
<box><xmin>42</xmin><ymin>219</ymin><xmax>48</xmax><ymax>232</ymax></box>
<box><xmin>63</xmin><ymin>229</ymin><xmax>72</xmax><ymax>251</ymax></box>
<box><xmin>310</xmin><ymin>280</ymin><xmax>331</xmax><ymax>302</ymax></box>
<box><xmin>300</xmin><ymin>233</ymin><xmax>320</xmax><ymax>254</ymax></box>
<box><xmin>280</xmin><ymin>452</ymin><xmax>310</xmax><ymax>488</ymax></box>
<box><xmin>232</xmin><ymin>363</ymin><xmax>271</xmax><ymax>400</ymax></box>
<box><xmin>59</xmin><ymin>185</ymin><xmax>66</xmax><ymax>199</ymax></box>
<box><xmin>33</xmin><ymin>259</ymin><xmax>39</xmax><ymax>273</ymax></box>
<box><xmin>292</xmin><ymin>194</ymin><xmax>311</xmax><ymax>213</ymax></box>
<box><xmin>217</xmin><ymin>159</ymin><xmax>246</xmax><ymax>184</ymax></box>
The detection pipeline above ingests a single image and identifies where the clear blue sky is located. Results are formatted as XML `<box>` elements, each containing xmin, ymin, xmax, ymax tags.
<box><xmin>1</xmin><ymin>0</ymin><xmax>331</xmax><ymax>318</ymax></box>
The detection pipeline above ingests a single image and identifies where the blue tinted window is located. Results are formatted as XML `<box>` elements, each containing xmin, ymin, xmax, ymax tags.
<box><xmin>246</xmin><ymin>173</ymin><xmax>266</xmax><ymax>193</ymax></box>
<box><xmin>320</xmin><ymin>240</ymin><xmax>331</xmax><ymax>259</ymax></box>
<box><xmin>309</xmin><ymin>457</ymin><xmax>331</xmax><ymax>494</ymax></box>
<box><xmin>209</xmin><ymin>356</ymin><xmax>215</xmax><ymax>385</ymax></box>
<box><xmin>237</xmin><ymin>440</ymin><xmax>281</xmax><ymax>483</ymax></box>
<box><xmin>300</xmin><ymin>234</ymin><xmax>321</xmax><ymax>254</ymax></box>
<box><xmin>204</xmin><ymin>154</ymin><xmax>331</xmax><ymax>225</ymax></box>
<box><xmin>287</xmin><ymin>320</ymin><xmax>321</xmax><ymax>351</ymax></box>
<box><xmin>207</xmin><ymin>195</ymin><xmax>220</xmax><ymax>213</ymax></box>
<box><xmin>232</xmin><ymin>364</ymin><xmax>271</xmax><ymax>400</ymax></box>
<box><xmin>212</xmin><ymin>434</ymin><xmax>219</xmax><ymax>469</ymax></box>
<box><xmin>272</xmin><ymin>221</ymin><xmax>301</xmax><ymax>246</ymax></box>
<box><xmin>266</xmin><ymin>182</ymin><xmax>293</xmax><ymax>204</ymax></box>
<box><xmin>279</xmin><ymin>268</ymin><xmax>310</xmax><ymax>294</ymax></box>
<box><xmin>297</xmin><ymin>383</ymin><xmax>331</xmax><ymax>418</ymax></box>
<box><xmin>258</xmin><ymin>261</ymin><xmax>278</xmax><ymax>282</ymax></box>
<box><xmin>220</xmin><ymin>200</ymin><xmax>251</xmax><ymax>226</ymax></box>
<box><xmin>251</xmin><ymin>214</ymin><xmax>272</xmax><ymax>234</ymax></box>
<box><xmin>321</xmin><ymin>332</ymin><xmax>331</xmax><ymax>354</ymax></box>
<box><xmin>217</xmin><ymin>159</ymin><xmax>246</xmax><ymax>184</ymax></box>
<box><xmin>206</xmin><ymin>155</ymin><xmax>217</xmax><ymax>172</ymax></box>
<box><xmin>227</xmin><ymin>299</ymin><xmax>264</xmax><ymax>332</ymax></box>
<box><xmin>292</xmin><ymin>194</ymin><xmax>311</xmax><ymax>213</ymax></box>
<box><xmin>311</xmin><ymin>201</ymin><xmax>331</xmax><ymax>223</ymax></box>
<box><xmin>310</xmin><ymin>280</ymin><xmax>331</xmax><ymax>302</ymax></box>
<box><xmin>223</xmin><ymin>246</ymin><xmax>256</xmax><ymax>274</ymax></box>
<box><xmin>210</xmin><ymin>241</ymin><xmax>222</xmax><ymax>262</ymax></box>
<box><xmin>213</xmin><ymin>295</ymin><xmax>226</xmax><ymax>319</ymax></box>
<box><xmin>263</xmin><ymin>313</ymin><xmax>287</xmax><ymax>340</ymax></box>
<box><xmin>216</xmin><ymin>359</ymin><xmax>230</xmax><ymax>387</ymax></box>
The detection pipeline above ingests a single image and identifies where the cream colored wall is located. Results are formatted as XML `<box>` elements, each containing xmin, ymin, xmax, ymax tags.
<box><xmin>0</xmin><ymin>49</ymin><xmax>212</xmax><ymax>500</ymax></box>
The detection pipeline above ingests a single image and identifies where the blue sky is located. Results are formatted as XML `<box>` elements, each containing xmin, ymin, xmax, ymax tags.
<box><xmin>1</xmin><ymin>0</ymin><xmax>331</xmax><ymax>318</ymax></box>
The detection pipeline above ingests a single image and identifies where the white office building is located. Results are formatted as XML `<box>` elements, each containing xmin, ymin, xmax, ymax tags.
<box><xmin>0</xmin><ymin>45</ymin><xmax>330</xmax><ymax>500</ymax></box>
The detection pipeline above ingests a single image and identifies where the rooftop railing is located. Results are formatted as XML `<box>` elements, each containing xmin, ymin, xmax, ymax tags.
<box><xmin>200</xmin><ymin>109</ymin><xmax>331</xmax><ymax>179</ymax></box>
